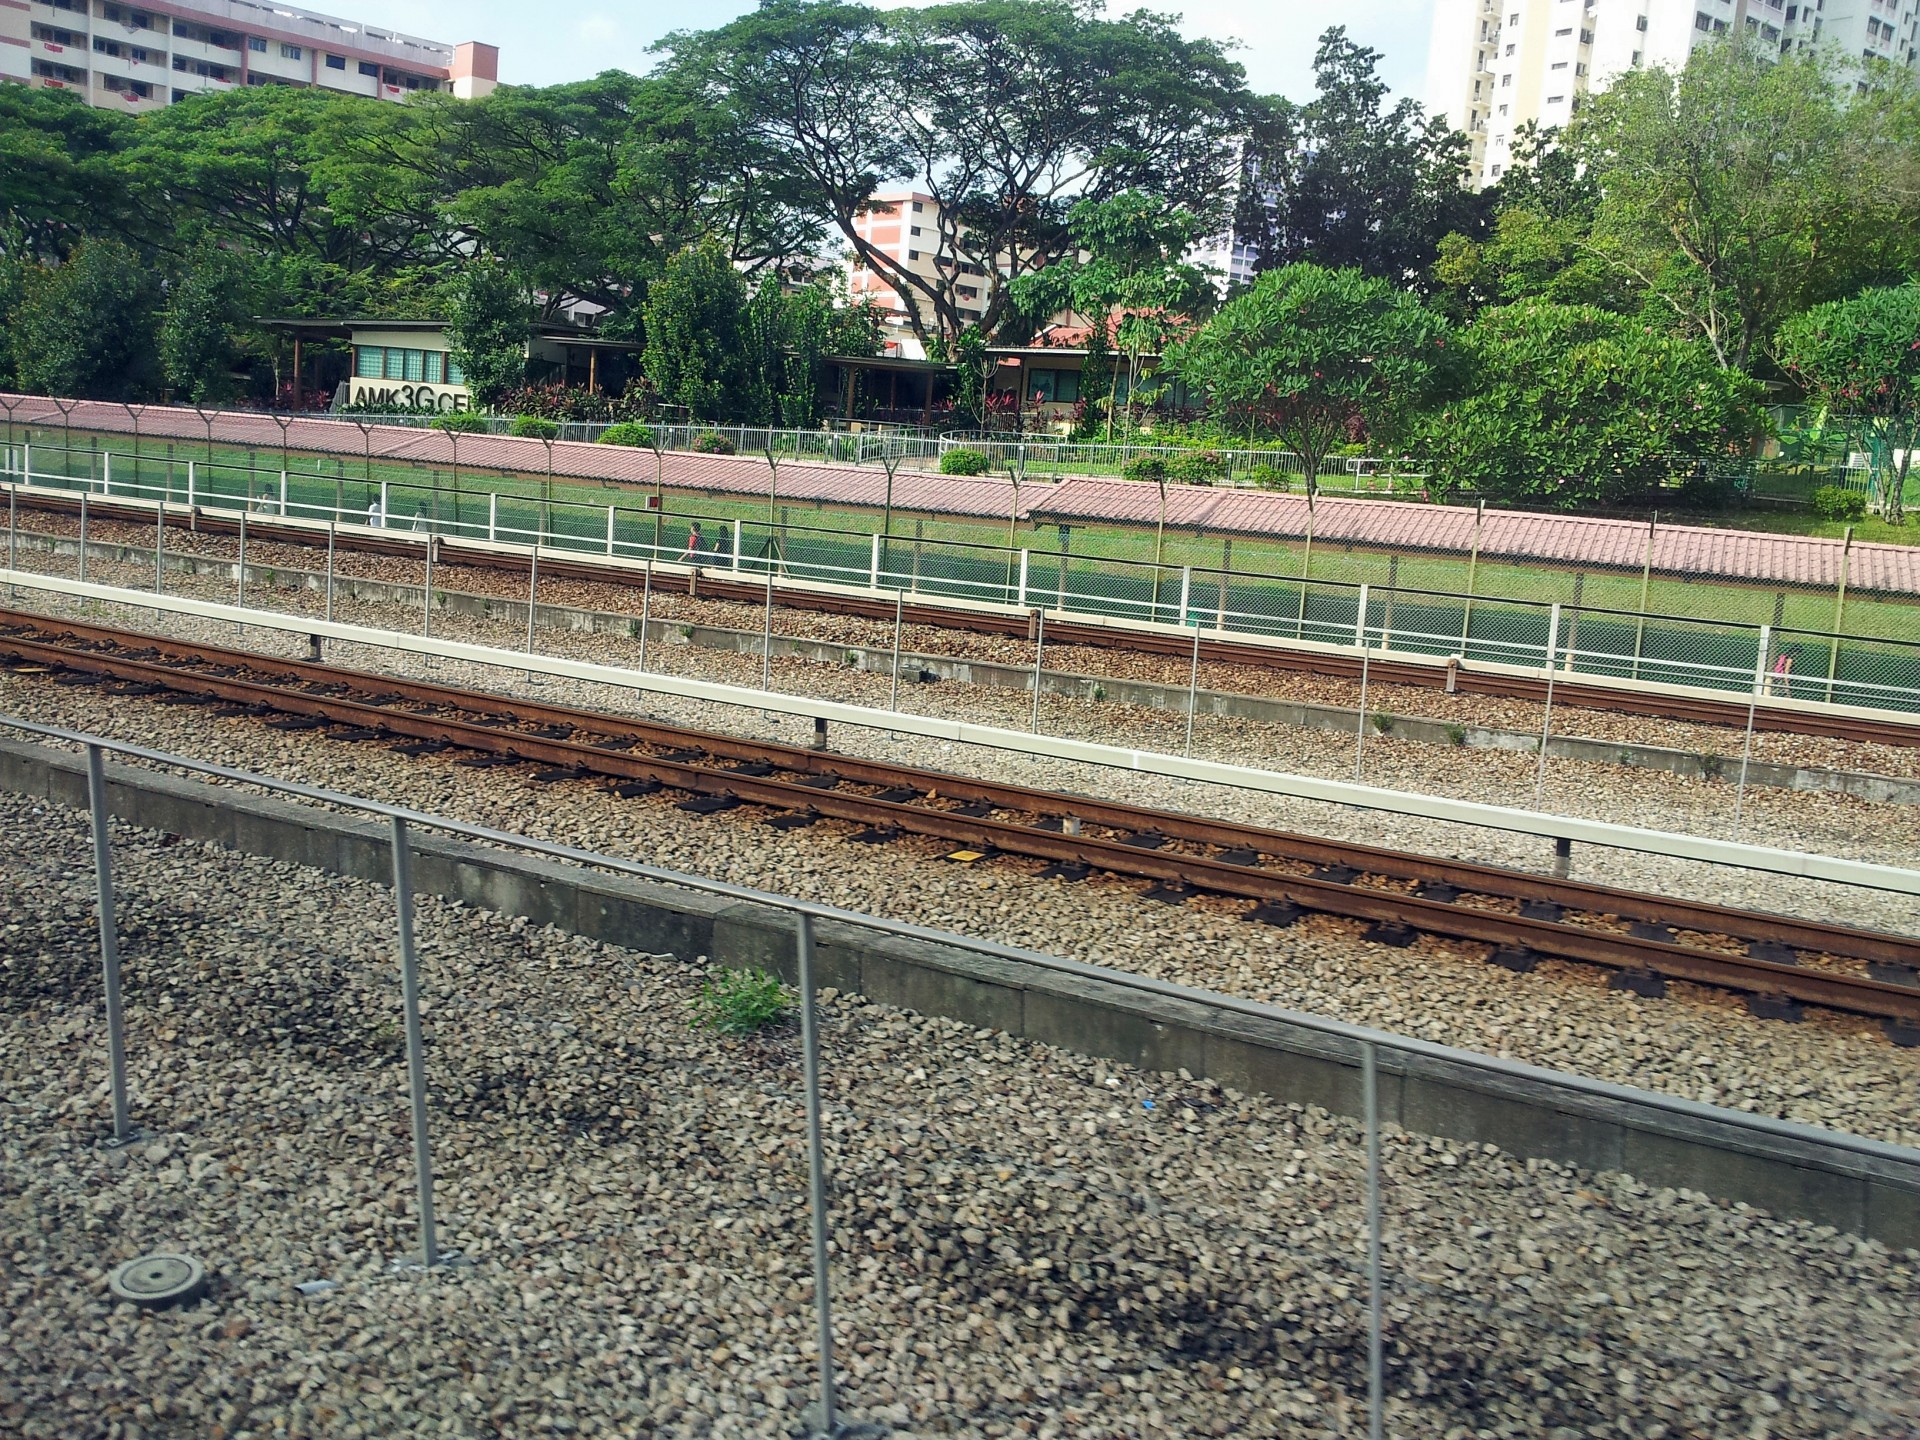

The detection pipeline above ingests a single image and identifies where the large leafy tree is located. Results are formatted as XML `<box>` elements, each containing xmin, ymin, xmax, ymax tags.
<box><xmin>0</xmin><ymin>87</ymin><xmax>136</xmax><ymax>261</ymax></box>
<box><xmin>643</xmin><ymin>241</ymin><xmax>751</xmax><ymax>420</ymax></box>
<box><xmin>664</xmin><ymin>0</ymin><xmax>1246</xmax><ymax>348</ymax></box>
<box><xmin>1244</xmin><ymin>29</ymin><xmax>1486</xmax><ymax>284</ymax></box>
<box><xmin>1167</xmin><ymin>263</ymin><xmax>1448</xmax><ymax>495</ymax></box>
<box><xmin>1777</xmin><ymin>283</ymin><xmax>1920</xmax><ymax>523</ymax></box>
<box><xmin>1571</xmin><ymin>42</ymin><xmax>1920</xmax><ymax>372</ymax></box>
<box><xmin>743</xmin><ymin>280</ymin><xmax>883</xmax><ymax>427</ymax></box>
<box><xmin>159</xmin><ymin>246</ymin><xmax>252</xmax><ymax>404</ymax></box>
<box><xmin>1009</xmin><ymin>191</ymin><xmax>1214</xmax><ymax>440</ymax></box>
<box><xmin>1411</xmin><ymin>300</ymin><xmax>1763</xmax><ymax>508</ymax></box>
<box><xmin>11</xmin><ymin>239</ymin><xmax>160</xmax><ymax>400</ymax></box>
<box><xmin>446</xmin><ymin>260</ymin><xmax>532</xmax><ymax>410</ymax></box>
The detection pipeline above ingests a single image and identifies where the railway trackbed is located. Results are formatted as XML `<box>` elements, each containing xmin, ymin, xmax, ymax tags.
<box><xmin>3</xmin><ymin>606</ymin><xmax>1918</xmax><ymax>1039</ymax></box>
<box><xmin>11</xmin><ymin>491</ymin><xmax>1919</xmax><ymax>749</ymax></box>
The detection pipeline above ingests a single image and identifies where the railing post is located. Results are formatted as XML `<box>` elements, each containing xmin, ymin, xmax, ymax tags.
<box><xmin>1017</xmin><ymin>549</ymin><xmax>1030</xmax><ymax>608</ymax></box>
<box><xmin>380</xmin><ymin>480</ymin><xmax>390</xmax><ymax>526</ymax></box>
<box><xmin>1733</xmin><ymin>625</ymin><xmax>1769</xmax><ymax>840</ymax></box>
<box><xmin>1184</xmin><ymin>614</ymin><xmax>1202</xmax><ymax>758</ymax></box>
<box><xmin>794</xmin><ymin>913</ymin><xmax>840</xmax><ymax>1438</ymax></box>
<box><xmin>186</xmin><ymin>459</ymin><xmax>196</xmax><ymax>511</ymax></box>
<box><xmin>488</xmin><ymin>491</ymin><xmax>498</xmax><ymax>545</ymax></box>
<box><xmin>79</xmin><ymin>490</ymin><xmax>89</xmax><ymax>584</ymax></box>
<box><xmin>1353</xmin><ymin>584</ymin><xmax>1372</xmax><ymax>782</ymax></box>
<box><xmin>236</xmin><ymin>509</ymin><xmax>247</xmax><ymax>614</ymax></box>
<box><xmin>732</xmin><ymin>518</ymin><xmax>744</xmax><ymax>574</ymax></box>
<box><xmin>525</xmin><ymin>544</ymin><xmax>539</xmax><ymax>655</ymax></box>
<box><xmin>422</xmin><ymin>534</ymin><xmax>434</xmax><ymax>639</ymax></box>
<box><xmin>154</xmin><ymin>491</ymin><xmax>164</xmax><ymax>604</ymax></box>
<box><xmin>1363</xmin><ymin>1041</ymin><xmax>1384</xmax><ymax>1440</ymax></box>
<box><xmin>1029</xmin><ymin>610</ymin><xmax>1046</xmax><ymax>733</ymax></box>
<box><xmin>606</xmin><ymin>503</ymin><xmax>616</xmax><ymax>557</ymax></box>
<box><xmin>6</xmin><ymin>482</ymin><xmax>14</xmax><ymax>602</ymax></box>
<box><xmin>279</xmin><ymin>469</ymin><xmax>288</xmax><ymax>516</ymax></box>
<box><xmin>762</xmin><ymin>563</ymin><xmax>776</xmax><ymax>691</ymax></box>
<box><xmin>85</xmin><ymin>745</ymin><xmax>132</xmax><ymax>1144</ymax></box>
<box><xmin>102</xmin><ymin>450</ymin><xmax>111</xmax><ymax>496</ymax></box>
<box><xmin>325</xmin><ymin>522</ymin><xmax>336</xmax><ymax>625</ymax></box>
<box><xmin>1178</xmin><ymin>565</ymin><xmax>1191</xmax><ymax>627</ymax></box>
<box><xmin>637</xmin><ymin>560</ymin><xmax>653</xmax><ymax>673</ymax></box>
<box><xmin>1534</xmin><ymin>603</ymin><xmax>1561</xmax><ymax>811</ymax></box>
<box><xmin>870</xmin><ymin>532</ymin><xmax>882</xmax><ymax>590</ymax></box>
<box><xmin>888</xmin><ymin>590</ymin><xmax>905</xmax><ymax>714</ymax></box>
<box><xmin>387</xmin><ymin>816</ymin><xmax>441</xmax><ymax>1269</ymax></box>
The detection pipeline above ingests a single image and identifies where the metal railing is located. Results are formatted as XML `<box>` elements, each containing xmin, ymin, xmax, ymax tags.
<box><xmin>6</xmin><ymin>448</ymin><xmax>1918</xmax><ymax>720</ymax></box>
<box><xmin>11</xmin><ymin>713</ymin><xmax>1918</xmax><ymax>1435</ymax></box>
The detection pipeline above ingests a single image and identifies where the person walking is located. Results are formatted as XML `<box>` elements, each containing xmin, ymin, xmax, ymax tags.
<box><xmin>681</xmin><ymin>522</ymin><xmax>703</xmax><ymax>563</ymax></box>
<box><xmin>1769</xmin><ymin>648</ymin><xmax>1794</xmax><ymax>698</ymax></box>
<box><xmin>367</xmin><ymin>497</ymin><xmax>384</xmax><ymax>529</ymax></box>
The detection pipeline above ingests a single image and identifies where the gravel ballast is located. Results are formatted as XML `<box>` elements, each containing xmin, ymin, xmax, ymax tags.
<box><xmin>1</xmin><ymin>793</ymin><xmax>1915</xmax><ymax>1439</ymax></box>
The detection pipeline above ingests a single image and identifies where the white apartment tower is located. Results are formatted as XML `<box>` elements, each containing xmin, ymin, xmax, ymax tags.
<box><xmin>1428</xmin><ymin>0</ymin><xmax>1919</xmax><ymax>187</ymax></box>
<box><xmin>2</xmin><ymin>0</ymin><xmax>498</xmax><ymax>113</ymax></box>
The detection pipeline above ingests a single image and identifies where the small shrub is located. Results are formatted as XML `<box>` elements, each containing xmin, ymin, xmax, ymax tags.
<box><xmin>691</xmin><ymin>431</ymin><xmax>737</xmax><ymax>455</ymax></box>
<box><xmin>430</xmin><ymin>412</ymin><xmax>490</xmax><ymax>433</ymax></box>
<box><xmin>1444</xmin><ymin>723</ymin><xmax>1467</xmax><ymax>746</ymax></box>
<box><xmin>509</xmin><ymin>415</ymin><xmax>561</xmax><ymax>439</ymax></box>
<box><xmin>1091</xmin><ymin>683</ymin><xmax>1107</xmax><ymax>702</ymax></box>
<box><xmin>1122</xmin><ymin>455</ymin><xmax>1168</xmax><ymax>484</ymax></box>
<box><xmin>1809</xmin><ymin>485</ymin><xmax>1867</xmax><ymax>522</ymax></box>
<box><xmin>1167</xmin><ymin>450</ymin><xmax>1228</xmax><ymax>485</ymax></box>
<box><xmin>1244</xmin><ymin>463</ymin><xmax>1291</xmax><ymax>492</ymax></box>
<box><xmin>691</xmin><ymin>967</ymin><xmax>793</xmax><ymax>1035</ymax></box>
<box><xmin>1370</xmin><ymin>711</ymin><xmax>1395</xmax><ymax>734</ymax></box>
<box><xmin>940</xmin><ymin>447</ymin><xmax>991</xmax><ymax>476</ymax></box>
<box><xmin>599</xmin><ymin>422</ymin><xmax>655</xmax><ymax>448</ymax></box>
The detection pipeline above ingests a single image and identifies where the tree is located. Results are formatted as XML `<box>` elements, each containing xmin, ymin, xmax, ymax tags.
<box><xmin>1777</xmin><ymin>283</ymin><xmax>1920</xmax><ymax>524</ymax></box>
<box><xmin>642</xmin><ymin>241</ymin><xmax>750</xmax><ymax>420</ymax></box>
<box><xmin>1009</xmin><ymin>191</ymin><xmax>1215</xmax><ymax>440</ymax></box>
<box><xmin>159</xmin><ymin>246</ymin><xmax>251</xmax><ymax>404</ymax></box>
<box><xmin>1572</xmin><ymin>42</ymin><xmax>1920</xmax><ymax>371</ymax></box>
<box><xmin>0</xmin><ymin>87</ymin><xmax>136</xmax><ymax>261</ymax></box>
<box><xmin>665</xmin><ymin>0</ymin><xmax>1246</xmax><ymax>348</ymax></box>
<box><xmin>11</xmin><ymin>239</ymin><xmax>159</xmax><ymax>399</ymax></box>
<box><xmin>1246</xmin><ymin>29</ymin><xmax>1487</xmax><ymax>283</ymax></box>
<box><xmin>1166</xmin><ymin>264</ymin><xmax>1448</xmax><ymax>495</ymax></box>
<box><xmin>446</xmin><ymin>260</ymin><xmax>530</xmax><ymax>410</ymax></box>
<box><xmin>1410</xmin><ymin>300</ymin><xmax>1763</xmax><ymax>509</ymax></box>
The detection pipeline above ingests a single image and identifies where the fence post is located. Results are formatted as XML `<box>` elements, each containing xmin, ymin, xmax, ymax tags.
<box><xmin>422</xmin><ymin>535</ymin><xmax>434</xmax><ymax>639</ymax></box>
<box><xmin>102</xmin><ymin>450</ymin><xmax>111</xmax><ymax>496</ymax></box>
<box><xmin>1217</xmin><ymin>537</ymin><xmax>1232</xmax><ymax>630</ymax></box>
<box><xmin>380</xmin><ymin>480</ymin><xmax>390</xmax><ymax>526</ymax></box>
<box><xmin>1381</xmin><ymin>556</ymin><xmax>1397</xmax><ymax>650</ymax></box>
<box><xmin>1824</xmin><ymin>527</ymin><xmax>1853</xmax><ymax>703</ymax></box>
<box><xmin>21</xmin><ymin>442</ymin><xmax>28</xmax><ymax>484</ymax></box>
<box><xmin>1184</xmin><ymin>616</ymin><xmax>1202</xmax><ymax>758</ymax></box>
<box><xmin>6</xmin><ymin>483</ymin><xmax>14</xmax><ymax>602</ymax></box>
<box><xmin>1178</xmin><ymin>566</ymin><xmax>1191</xmax><ymax>627</ymax></box>
<box><xmin>1534</xmin><ymin>603</ymin><xmax>1561</xmax><ymax>811</ymax></box>
<box><xmin>889</xmin><ymin>590</ymin><xmax>905</xmax><ymax>714</ymax></box>
<box><xmin>186</xmin><ymin>459</ymin><xmax>196</xmax><ymax>511</ymax></box>
<box><xmin>1459</xmin><ymin>500</ymin><xmax>1483</xmax><ymax>655</ymax></box>
<box><xmin>325</xmin><ymin>522</ymin><xmax>336</xmax><ymax>625</ymax></box>
<box><xmin>794</xmin><ymin>913</ymin><xmax>841</xmax><ymax>1438</ymax></box>
<box><xmin>79</xmin><ymin>490</ymin><xmax>88</xmax><ymax>585</ymax></box>
<box><xmin>85</xmin><ymin>745</ymin><xmax>132</xmax><ymax>1144</ymax></box>
<box><xmin>871</xmin><ymin>532</ymin><xmax>883</xmax><ymax>590</ymax></box>
<box><xmin>1363</xmin><ymin>1041</ymin><xmax>1384</xmax><ymax>1440</ymax></box>
<box><xmin>488</xmin><ymin>492</ymin><xmax>498</xmax><ymax>545</ymax></box>
<box><xmin>1733</xmin><ymin>625</ymin><xmax>1769</xmax><ymax>840</ymax></box>
<box><xmin>732</xmin><ymin>519</ymin><xmax>744</xmax><ymax>574</ymax></box>
<box><xmin>762</xmin><ymin>564</ymin><xmax>776</xmax><ymax>692</ymax></box>
<box><xmin>387</xmin><ymin>817</ymin><xmax>441</xmax><ymax>1268</ymax></box>
<box><xmin>279</xmin><ymin>469</ymin><xmax>288</xmax><ymax>517</ymax></box>
<box><xmin>1631</xmin><ymin>517</ymin><xmax>1655</xmax><ymax>680</ymax></box>
<box><xmin>606</xmin><ymin>503</ymin><xmax>616</xmax><ymax>557</ymax></box>
<box><xmin>1294</xmin><ymin>508</ymin><xmax>1314</xmax><ymax>640</ymax></box>
<box><xmin>637</xmin><ymin>561</ymin><xmax>653</xmax><ymax>673</ymax></box>
<box><xmin>525</xmin><ymin>545</ymin><xmax>539</xmax><ymax>656</ymax></box>
<box><xmin>1353</xmin><ymin>584</ymin><xmax>1372</xmax><ymax>782</ymax></box>
<box><xmin>236</xmin><ymin>509</ymin><xmax>247</xmax><ymax>615</ymax></box>
<box><xmin>1016</xmin><ymin>549</ymin><xmax>1030</xmax><ymax>608</ymax></box>
<box><xmin>154</xmin><ymin>492</ymin><xmax>164</xmax><ymax>604</ymax></box>
<box><xmin>1029</xmin><ymin>610</ymin><xmax>1046</xmax><ymax>733</ymax></box>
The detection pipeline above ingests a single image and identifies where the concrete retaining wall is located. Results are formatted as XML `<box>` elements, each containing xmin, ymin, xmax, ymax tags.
<box><xmin>2</xmin><ymin>734</ymin><xmax>1915</xmax><ymax>1249</ymax></box>
<box><xmin>14</xmin><ymin>529</ymin><xmax>1920</xmax><ymax>806</ymax></box>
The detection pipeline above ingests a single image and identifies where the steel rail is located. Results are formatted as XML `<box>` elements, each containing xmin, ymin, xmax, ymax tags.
<box><xmin>11</xmin><ymin>490</ymin><xmax>1917</xmax><ymax>749</ymax></box>
<box><xmin>5</xmin><ymin>614</ymin><xmax>1918</xmax><ymax>1027</ymax></box>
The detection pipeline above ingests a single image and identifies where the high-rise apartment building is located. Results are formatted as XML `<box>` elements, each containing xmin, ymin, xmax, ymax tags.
<box><xmin>847</xmin><ymin>190</ymin><xmax>997</xmax><ymax>354</ymax></box>
<box><xmin>1427</xmin><ymin>0</ymin><xmax>1919</xmax><ymax>187</ymax></box>
<box><xmin>2</xmin><ymin>0</ymin><xmax>497</xmax><ymax>113</ymax></box>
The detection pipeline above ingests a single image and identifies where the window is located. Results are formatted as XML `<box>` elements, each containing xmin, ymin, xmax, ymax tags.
<box><xmin>1498</xmin><ymin>103</ymin><xmax>1509</xmax><ymax>115</ymax></box>
<box><xmin>1556</xmin><ymin>25</ymin><xmax>1572</xmax><ymax>33</ymax></box>
<box><xmin>1506</xmin><ymin>42</ymin><xmax>1515</xmax><ymax>53</ymax></box>
<box><xmin>1509</xmin><ymin>11</ymin><xmax>1519</xmax><ymax>22</ymax></box>
<box><xmin>280</xmin><ymin>43</ymin><xmax>301</xmax><ymax>59</ymax></box>
<box><xmin>403</xmin><ymin>348</ymin><xmax>425</xmax><ymax>382</ymax></box>
<box><xmin>907</xmin><ymin>250</ymin><xmax>920</xmax><ymax>260</ymax></box>
<box><xmin>1697</xmin><ymin>10</ymin><xmax>1714</xmax><ymax>29</ymax></box>
<box><xmin>1501</xmin><ymin>73</ymin><xmax>1513</xmax><ymax>86</ymax></box>
<box><xmin>356</xmin><ymin>346</ymin><xmax>384</xmax><ymax>379</ymax></box>
<box><xmin>325</xmin><ymin>53</ymin><xmax>345</xmax><ymax>69</ymax></box>
<box><xmin>1551</xmin><ymin>60</ymin><xmax>1569</xmax><ymax>69</ymax></box>
<box><xmin>423</xmin><ymin>351</ymin><xmax>445</xmax><ymax>384</ymax></box>
<box><xmin>1028</xmin><ymin>369</ymin><xmax>1079</xmax><ymax>405</ymax></box>
<box><xmin>359</xmin><ymin>60</ymin><xmax>379</xmax><ymax>76</ymax></box>
<box><xmin>446</xmin><ymin>356</ymin><xmax>465</xmax><ymax>385</ymax></box>
<box><xmin>384</xmin><ymin>348</ymin><xmax>405</xmax><ymax>380</ymax></box>
<box><xmin>93</xmin><ymin>38</ymin><xmax>122</xmax><ymax>56</ymax></box>
<box><xmin>249</xmin><ymin>36</ymin><xmax>267</xmax><ymax>51</ymax></box>
<box><xmin>910</xmin><ymin>226</ymin><xmax>921</xmax><ymax>235</ymax></box>
<box><xmin>1547</xmin><ymin>94</ymin><xmax>1566</xmax><ymax>103</ymax></box>
<box><xmin>911</xmin><ymin>201</ymin><xmax>923</xmax><ymax>212</ymax></box>
<box><xmin>1637</xmin><ymin>13</ymin><xmax>1649</xmax><ymax>28</ymax></box>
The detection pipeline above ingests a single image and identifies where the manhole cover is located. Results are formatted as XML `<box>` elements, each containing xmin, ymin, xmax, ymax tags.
<box><xmin>108</xmin><ymin>1253</ymin><xmax>209</xmax><ymax>1309</ymax></box>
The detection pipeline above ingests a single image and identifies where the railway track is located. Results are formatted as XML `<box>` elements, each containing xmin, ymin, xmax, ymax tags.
<box><xmin>3</xmin><ymin>607</ymin><xmax>1919</xmax><ymax>1040</ymax></box>
<box><xmin>13</xmin><ymin>490</ymin><xmax>1919</xmax><ymax>750</ymax></box>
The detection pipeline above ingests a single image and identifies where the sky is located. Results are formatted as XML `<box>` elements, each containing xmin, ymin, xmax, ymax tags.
<box><xmin>372</xmin><ymin>0</ymin><xmax>1438</xmax><ymax>105</ymax></box>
